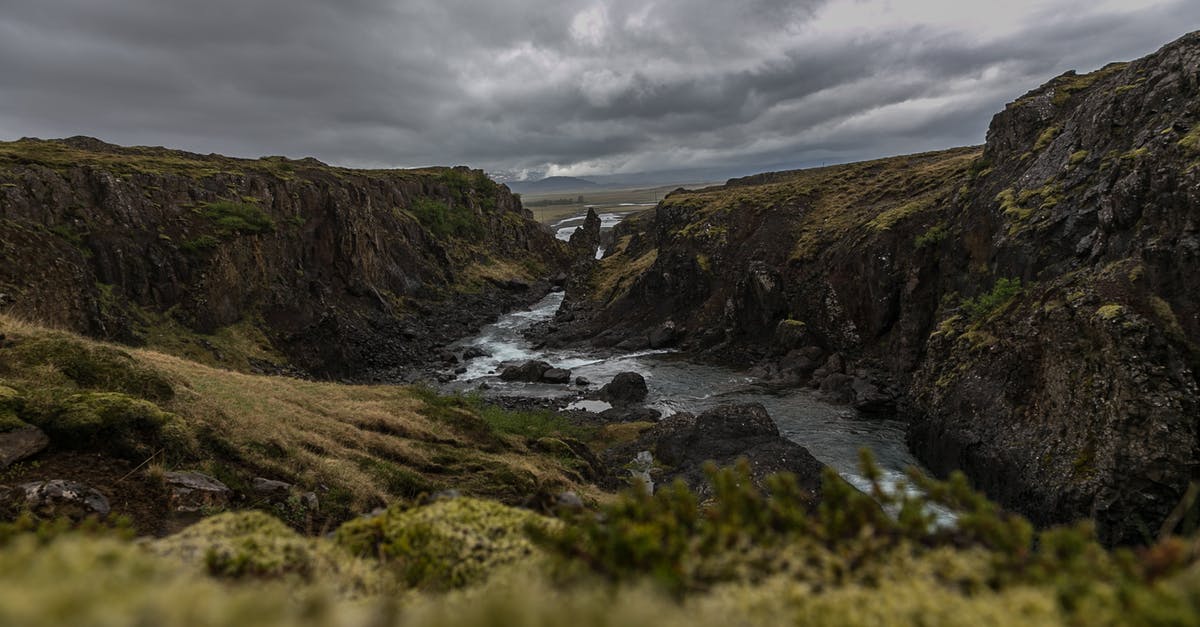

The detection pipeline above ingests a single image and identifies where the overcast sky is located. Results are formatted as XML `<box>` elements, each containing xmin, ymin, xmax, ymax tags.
<box><xmin>1</xmin><ymin>0</ymin><xmax>1197</xmax><ymax>181</ymax></box>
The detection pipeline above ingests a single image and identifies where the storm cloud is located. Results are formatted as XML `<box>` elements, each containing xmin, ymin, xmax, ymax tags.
<box><xmin>1</xmin><ymin>0</ymin><xmax>1198</xmax><ymax>181</ymax></box>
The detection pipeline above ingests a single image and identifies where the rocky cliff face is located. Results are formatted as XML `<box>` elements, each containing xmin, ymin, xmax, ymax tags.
<box><xmin>560</xmin><ymin>32</ymin><xmax>1200</xmax><ymax>544</ymax></box>
<box><xmin>0</xmin><ymin>137</ymin><xmax>567</xmax><ymax>378</ymax></box>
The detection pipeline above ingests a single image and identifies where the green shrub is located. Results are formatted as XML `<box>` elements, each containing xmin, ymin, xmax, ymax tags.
<box><xmin>961</xmin><ymin>278</ymin><xmax>1022</xmax><ymax>321</ymax></box>
<box><xmin>202</xmin><ymin>201</ymin><xmax>275</xmax><ymax>235</ymax></box>
<box><xmin>181</xmin><ymin>235</ymin><xmax>221</xmax><ymax>252</ymax></box>
<box><xmin>409</xmin><ymin>198</ymin><xmax>483</xmax><ymax>239</ymax></box>
<box><xmin>914</xmin><ymin>224</ymin><xmax>949</xmax><ymax>249</ymax></box>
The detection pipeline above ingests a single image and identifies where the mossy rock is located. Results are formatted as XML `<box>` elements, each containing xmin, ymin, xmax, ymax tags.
<box><xmin>2</xmin><ymin>337</ymin><xmax>173</xmax><ymax>401</ymax></box>
<box><xmin>0</xmin><ymin>385</ymin><xmax>27</xmax><ymax>432</ymax></box>
<box><xmin>335</xmin><ymin>497</ymin><xmax>555</xmax><ymax>590</ymax></box>
<box><xmin>31</xmin><ymin>392</ymin><xmax>180</xmax><ymax>460</ymax></box>
<box><xmin>154</xmin><ymin>511</ymin><xmax>384</xmax><ymax>593</ymax></box>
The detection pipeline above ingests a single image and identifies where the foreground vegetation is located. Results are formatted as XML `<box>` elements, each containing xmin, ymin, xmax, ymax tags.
<box><xmin>3</xmin><ymin>456</ymin><xmax>1200</xmax><ymax>625</ymax></box>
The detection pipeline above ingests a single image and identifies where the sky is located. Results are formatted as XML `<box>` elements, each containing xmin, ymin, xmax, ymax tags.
<box><xmin>1</xmin><ymin>0</ymin><xmax>1198</xmax><ymax>183</ymax></box>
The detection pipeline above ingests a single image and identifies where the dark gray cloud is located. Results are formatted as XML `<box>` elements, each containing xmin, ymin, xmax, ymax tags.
<box><xmin>0</xmin><ymin>0</ymin><xmax>1197</xmax><ymax>181</ymax></box>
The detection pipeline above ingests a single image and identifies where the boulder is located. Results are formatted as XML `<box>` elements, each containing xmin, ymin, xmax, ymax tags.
<box><xmin>165</xmin><ymin>471</ymin><xmax>231</xmax><ymax>513</ymax></box>
<box><xmin>648</xmin><ymin>321</ymin><xmax>678</xmax><ymax>349</ymax></box>
<box><xmin>499</xmin><ymin>360</ymin><xmax>551</xmax><ymax>382</ymax></box>
<box><xmin>0</xmin><ymin>425</ymin><xmax>49</xmax><ymax>469</ymax></box>
<box><xmin>850</xmin><ymin>377</ymin><xmax>895</xmax><ymax>414</ymax></box>
<box><xmin>574</xmin><ymin>376</ymin><xmax>591</xmax><ymax>386</ymax></box>
<box><xmin>598</xmin><ymin>372</ymin><xmax>649</xmax><ymax>406</ymax></box>
<box><xmin>602</xmin><ymin>403</ymin><xmax>827</xmax><ymax>505</ymax></box>
<box><xmin>19</xmin><ymin>480</ymin><xmax>110</xmax><ymax>519</ymax></box>
<box><xmin>462</xmin><ymin>346</ymin><xmax>492</xmax><ymax>360</ymax></box>
<box><xmin>541</xmin><ymin>368</ymin><xmax>572</xmax><ymax>384</ymax></box>
<box><xmin>819</xmin><ymin>373</ymin><xmax>856</xmax><ymax>404</ymax></box>
<box><xmin>251</xmin><ymin>477</ymin><xmax>292</xmax><ymax>495</ymax></box>
<box><xmin>773</xmin><ymin>319</ymin><xmax>809</xmax><ymax>352</ymax></box>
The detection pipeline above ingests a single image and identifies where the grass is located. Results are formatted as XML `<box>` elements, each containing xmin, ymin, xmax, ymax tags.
<box><xmin>1180</xmin><ymin>125</ymin><xmax>1200</xmax><ymax>153</ymax></box>
<box><xmin>1046</xmin><ymin>63</ymin><xmax>1128</xmax><ymax>107</ymax></box>
<box><xmin>0</xmin><ymin>313</ymin><xmax>599</xmax><ymax>525</ymax></box>
<box><xmin>1034</xmin><ymin>125</ymin><xmax>1062</xmax><ymax>151</ymax></box>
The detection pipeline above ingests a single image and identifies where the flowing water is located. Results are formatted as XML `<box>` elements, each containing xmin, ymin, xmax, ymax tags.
<box><xmin>444</xmin><ymin>290</ymin><xmax>928</xmax><ymax>495</ymax></box>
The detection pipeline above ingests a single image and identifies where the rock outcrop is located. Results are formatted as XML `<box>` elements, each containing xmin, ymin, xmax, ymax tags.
<box><xmin>603</xmin><ymin>403</ymin><xmax>827</xmax><ymax>505</ymax></box>
<box><xmin>0</xmin><ymin>137</ymin><xmax>568</xmax><ymax>379</ymax></box>
<box><xmin>561</xmin><ymin>32</ymin><xmax>1200</xmax><ymax>544</ymax></box>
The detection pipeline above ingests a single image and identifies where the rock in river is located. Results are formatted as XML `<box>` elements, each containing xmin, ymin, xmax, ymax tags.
<box><xmin>598</xmin><ymin>372</ymin><xmax>648</xmax><ymax>406</ymax></box>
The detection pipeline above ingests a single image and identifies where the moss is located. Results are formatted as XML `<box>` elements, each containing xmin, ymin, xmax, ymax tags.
<box><xmin>1048</xmin><ymin>63</ymin><xmax>1128</xmax><ymax>106</ymax></box>
<box><xmin>1034</xmin><ymin>125</ymin><xmax>1062</xmax><ymax>152</ymax></box>
<box><xmin>154</xmin><ymin>511</ymin><xmax>385</xmax><ymax>592</ymax></box>
<box><xmin>1179</xmin><ymin>126</ymin><xmax>1200</xmax><ymax>153</ymax></box>
<box><xmin>0</xmin><ymin>336</ymin><xmax>174</xmax><ymax>402</ymax></box>
<box><xmin>0</xmin><ymin>385</ymin><xmax>26</xmax><ymax>432</ymax></box>
<box><xmin>959</xmin><ymin>330</ymin><xmax>999</xmax><ymax>351</ymax></box>
<box><xmin>1096</xmin><ymin>304</ymin><xmax>1125</xmax><ymax>321</ymax></box>
<box><xmin>335</xmin><ymin>497</ymin><xmax>554</xmax><ymax>590</ymax></box>
<box><xmin>31</xmin><ymin>391</ymin><xmax>178</xmax><ymax>460</ymax></box>
<box><xmin>1121</xmin><ymin>147</ymin><xmax>1150</xmax><ymax>161</ymax></box>
<box><xmin>1069</xmin><ymin>150</ymin><xmax>1090</xmax><ymax>166</ymax></box>
<box><xmin>867</xmin><ymin>198</ymin><xmax>934</xmax><ymax>231</ymax></box>
<box><xmin>1149</xmin><ymin>297</ymin><xmax>1186</xmax><ymax>341</ymax></box>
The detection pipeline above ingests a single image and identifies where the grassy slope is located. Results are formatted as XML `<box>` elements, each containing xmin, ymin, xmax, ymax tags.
<box><xmin>0</xmin><ymin>313</ymin><xmax>602</xmax><ymax>529</ymax></box>
<box><xmin>587</xmin><ymin>147</ymin><xmax>980</xmax><ymax>309</ymax></box>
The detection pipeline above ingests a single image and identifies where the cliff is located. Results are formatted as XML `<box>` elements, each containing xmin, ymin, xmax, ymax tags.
<box><xmin>559</xmin><ymin>31</ymin><xmax>1200</xmax><ymax>544</ymax></box>
<box><xmin>0</xmin><ymin>137</ymin><xmax>568</xmax><ymax>378</ymax></box>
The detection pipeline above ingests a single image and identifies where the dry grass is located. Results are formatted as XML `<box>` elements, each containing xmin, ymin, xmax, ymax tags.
<box><xmin>650</xmin><ymin>147</ymin><xmax>980</xmax><ymax>262</ymax></box>
<box><xmin>0</xmin><ymin>314</ymin><xmax>600</xmax><ymax>523</ymax></box>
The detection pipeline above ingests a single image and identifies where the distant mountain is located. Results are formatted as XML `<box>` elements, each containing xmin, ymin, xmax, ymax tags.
<box><xmin>507</xmin><ymin>176</ymin><xmax>598</xmax><ymax>194</ymax></box>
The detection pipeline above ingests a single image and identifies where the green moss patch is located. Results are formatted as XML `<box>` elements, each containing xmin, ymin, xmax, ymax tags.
<box><xmin>335</xmin><ymin>497</ymin><xmax>554</xmax><ymax>590</ymax></box>
<box><xmin>201</xmin><ymin>201</ymin><xmax>275</xmax><ymax>235</ymax></box>
<box><xmin>155</xmin><ymin>511</ymin><xmax>386</xmax><ymax>593</ymax></box>
<box><xmin>0</xmin><ymin>337</ymin><xmax>174</xmax><ymax>402</ymax></box>
<box><xmin>31</xmin><ymin>392</ymin><xmax>180</xmax><ymax>460</ymax></box>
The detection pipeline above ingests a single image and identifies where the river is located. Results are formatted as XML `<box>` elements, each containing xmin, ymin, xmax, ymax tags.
<box><xmin>443</xmin><ymin>289</ymin><xmax>928</xmax><ymax>496</ymax></box>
